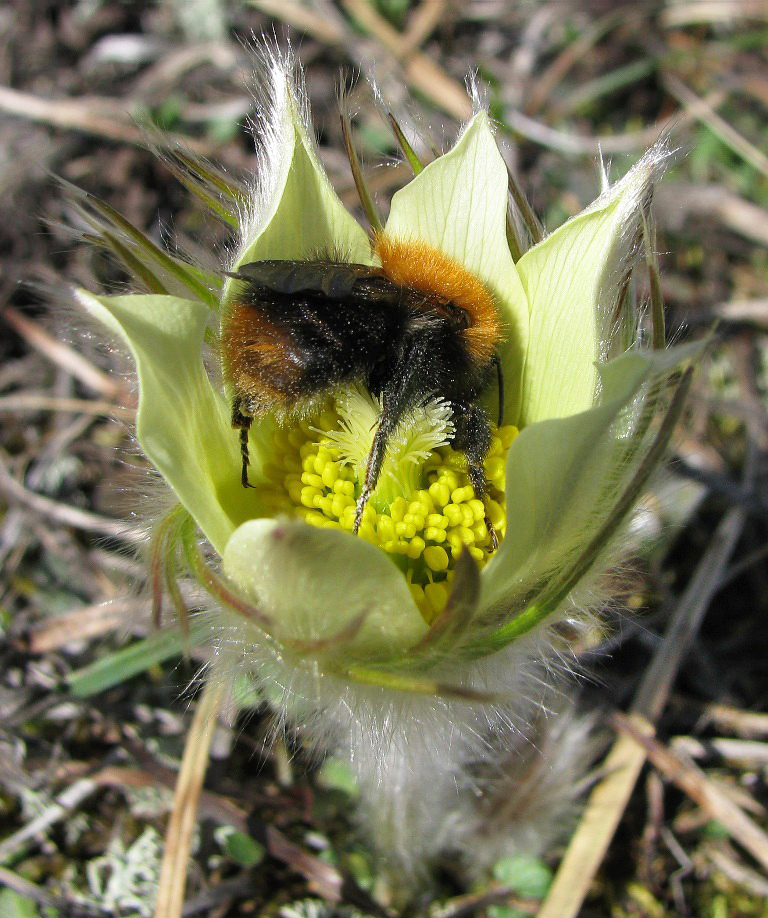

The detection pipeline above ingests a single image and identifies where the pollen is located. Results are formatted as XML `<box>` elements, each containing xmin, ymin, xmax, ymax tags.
<box><xmin>254</xmin><ymin>396</ymin><xmax>518</xmax><ymax>624</ymax></box>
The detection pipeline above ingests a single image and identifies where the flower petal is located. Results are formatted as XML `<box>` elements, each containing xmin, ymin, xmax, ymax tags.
<box><xmin>222</xmin><ymin>519</ymin><xmax>429</xmax><ymax>662</ymax></box>
<box><xmin>517</xmin><ymin>147</ymin><xmax>666</xmax><ymax>426</ymax></box>
<box><xmin>384</xmin><ymin>112</ymin><xmax>529</xmax><ymax>424</ymax></box>
<box><xmin>232</xmin><ymin>56</ymin><xmax>371</xmax><ymax>270</ymax></box>
<box><xmin>75</xmin><ymin>291</ymin><xmax>242</xmax><ymax>554</ymax></box>
<box><xmin>482</xmin><ymin>345</ymin><xmax>695</xmax><ymax>610</ymax></box>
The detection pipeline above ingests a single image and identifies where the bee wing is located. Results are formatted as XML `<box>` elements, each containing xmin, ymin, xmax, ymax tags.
<box><xmin>228</xmin><ymin>261</ymin><xmax>383</xmax><ymax>299</ymax></box>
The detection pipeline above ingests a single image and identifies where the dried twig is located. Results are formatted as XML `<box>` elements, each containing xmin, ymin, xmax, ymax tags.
<box><xmin>401</xmin><ymin>0</ymin><xmax>448</xmax><ymax>53</ymax></box>
<box><xmin>671</xmin><ymin>735</ymin><xmax>768</xmax><ymax>766</ymax></box>
<box><xmin>500</xmin><ymin>107</ymin><xmax>685</xmax><ymax>155</ymax></box>
<box><xmin>707</xmin><ymin>846</ymin><xmax>768</xmax><ymax>899</ymax></box>
<box><xmin>663</xmin><ymin>74</ymin><xmax>768</xmax><ymax>178</ymax></box>
<box><xmin>615</xmin><ymin>712</ymin><xmax>768</xmax><ymax>873</ymax></box>
<box><xmin>0</xmin><ymin>85</ymin><xmax>220</xmax><ymax>155</ymax></box>
<box><xmin>0</xmin><ymin>865</ymin><xmax>92</xmax><ymax>913</ymax></box>
<box><xmin>341</xmin><ymin>0</ymin><xmax>473</xmax><ymax>120</ymax></box>
<box><xmin>655</xmin><ymin>184</ymin><xmax>768</xmax><ymax>248</ymax></box>
<box><xmin>155</xmin><ymin>678</ymin><xmax>227</xmax><ymax>918</ymax></box>
<box><xmin>0</xmin><ymin>392</ymin><xmax>136</xmax><ymax>420</ymax></box>
<box><xmin>0</xmin><ymin>778</ymin><xmax>98</xmax><ymax>864</ymax></box>
<box><xmin>703</xmin><ymin>704</ymin><xmax>768</xmax><ymax>739</ymax></box>
<box><xmin>715</xmin><ymin>299</ymin><xmax>768</xmax><ymax>328</ymax></box>
<box><xmin>248</xmin><ymin>0</ymin><xmax>349</xmax><ymax>47</ymax></box>
<box><xmin>24</xmin><ymin>598</ymin><xmax>148</xmax><ymax>654</ymax></box>
<box><xmin>660</xmin><ymin>0</ymin><xmax>768</xmax><ymax>28</ymax></box>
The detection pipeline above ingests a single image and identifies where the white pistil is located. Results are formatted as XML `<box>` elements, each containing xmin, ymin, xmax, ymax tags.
<box><xmin>320</xmin><ymin>386</ymin><xmax>455</xmax><ymax>504</ymax></box>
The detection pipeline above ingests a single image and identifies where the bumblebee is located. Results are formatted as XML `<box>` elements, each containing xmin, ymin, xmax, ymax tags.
<box><xmin>221</xmin><ymin>235</ymin><xmax>504</xmax><ymax>547</ymax></box>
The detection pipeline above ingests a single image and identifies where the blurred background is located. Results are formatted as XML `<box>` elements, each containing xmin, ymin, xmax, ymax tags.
<box><xmin>1</xmin><ymin>1</ymin><xmax>767</xmax><ymax>915</ymax></box>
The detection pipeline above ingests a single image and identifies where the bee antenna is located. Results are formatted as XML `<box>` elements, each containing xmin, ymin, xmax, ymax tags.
<box><xmin>492</xmin><ymin>352</ymin><xmax>504</xmax><ymax>427</ymax></box>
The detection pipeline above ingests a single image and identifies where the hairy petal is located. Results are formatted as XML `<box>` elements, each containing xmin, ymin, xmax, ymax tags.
<box><xmin>481</xmin><ymin>344</ymin><xmax>697</xmax><ymax>612</ymax></box>
<box><xmin>75</xmin><ymin>291</ymin><xmax>241</xmax><ymax>554</ymax></box>
<box><xmin>232</xmin><ymin>53</ymin><xmax>371</xmax><ymax>272</ymax></box>
<box><xmin>518</xmin><ymin>145</ymin><xmax>668</xmax><ymax>426</ymax></box>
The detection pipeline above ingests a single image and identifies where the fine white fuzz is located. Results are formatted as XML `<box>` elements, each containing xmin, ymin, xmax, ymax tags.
<box><xmin>211</xmin><ymin>579</ymin><xmax>610</xmax><ymax>881</ymax></box>
<box><xmin>320</xmin><ymin>386</ymin><xmax>455</xmax><ymax>500</ymax></box>
<box><xmin>592</xmin><ymin>139</ymin><xmax>673</xmax><ymax>362</ymax></box>
<box><xmin>235</xmin><ymin>44</ymin><xmax>311</xmax><ymax>268</ymax></box>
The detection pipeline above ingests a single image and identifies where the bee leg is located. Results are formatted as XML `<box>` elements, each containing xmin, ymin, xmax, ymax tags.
<box><xmin>451</xmin><ymin>402</ymin><xmax>498</xmax><ymax>551</ymax></box>
<box><xmin>353</xmin><ymin>412</ymin><xmax>397</xmax><ymax>534</ymax></box>
<box><xmin>353</xmin><ymin>492</ymin><xmax>370</xmax><ymax>534</ymax></box>
<box><xmin>467</xmin><ymin>461</ymin><xmax>498</xmax><ymax>551</ymax></box>
<box><xmin>231</xmin><ymin>396</ymin><xmax>255</xmax><ymax>489</ymax></box>
<box><xmin>354</xmin><ymin>346</ymin><xmax>426</xmax><ymax>534</ymax></box>
<box><xmin>491</xmin><ymin>352</ymin><xmax>505</xmax><ymax>428</ymax></box>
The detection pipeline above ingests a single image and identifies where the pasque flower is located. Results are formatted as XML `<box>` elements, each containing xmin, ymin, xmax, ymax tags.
<box><xmin>74</xmin><ymin>51</ymin><xmax>695</xmax><ymax>878</ymax></box>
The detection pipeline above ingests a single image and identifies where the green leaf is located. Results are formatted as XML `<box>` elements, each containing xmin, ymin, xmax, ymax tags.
<box><xmin>219</xmin><ymin>828</ymin><xmax>265</xmax><ymax>867</ymax></box>
<box><xmin>702</xmin><ymin>821</ymin><xmax>730</xmax><ymax>840</ymax></box>
<box><xmin>0</xmin><ymin>890</ymin><xmax>41</xmax><ymax>918</ymax></box>
<box><xmin>67</xmin><ymin>619</ymin><xmax>211</xmax><ymax>696</ymax></box>
<box><xmin>222</xmin><ymin>519</ymin><xmax>428</xmax><ymax>663</ymax></box>
<box><xmin>384</xmin><ymin>113</ymin><xmax>529</xmax><ymax>424</ymax></box>
<box><xmin>316</xmin><ymin>759</ymin><xmax>359</xmax><ymax>798</ymax></box>
<box><xmin>493</xmin><ymin>854</ymin><xmax>553</xmax><ymax>898</ymax></box>
<box><xmin>487</xmin><ymin>853</ymin><xmax>553</xmax><ymax>917</ymax></box>
<box><xmin>76</xmin><ymin>291</ymin><xmax>244</xmax><ymax>553</ymax></box>
<box><xmin>518</xmin><ymin>148</ymin><xmax>663</xmax><ymax>425</ymax></box>
<box><xmin>487</xmin><ymin>907</ymin><xmax>523</xmax><ymax>918</ymax></box>
<box><xmin>482</xmin><ymin>346</ymin><xmax>693</xmax><ymax>612</ymax></box>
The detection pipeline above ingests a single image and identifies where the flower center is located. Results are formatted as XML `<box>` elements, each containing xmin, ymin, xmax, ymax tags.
<box><xmin>256</xmin><ymin>391</ymin><xmax>517</xmax><ymax>623</ymax></box>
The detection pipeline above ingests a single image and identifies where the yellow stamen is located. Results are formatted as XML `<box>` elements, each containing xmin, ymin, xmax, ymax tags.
<box><xmin>256</xmin><ymin>397</ymin><xmax>518</xmax><ymax>624</ymax></box>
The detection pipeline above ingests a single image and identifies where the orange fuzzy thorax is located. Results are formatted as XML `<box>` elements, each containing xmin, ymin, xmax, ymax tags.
<box><xmin>374</xmin><ymin>234</ymin><xmax>502</xmax><ymax>363</ymax></box>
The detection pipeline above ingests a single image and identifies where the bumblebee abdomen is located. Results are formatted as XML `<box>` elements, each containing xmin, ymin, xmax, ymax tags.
<box><xmin>222</xmin><ymin>284</ymin><xmax>405</xmax><ymax>414</ymax></box>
